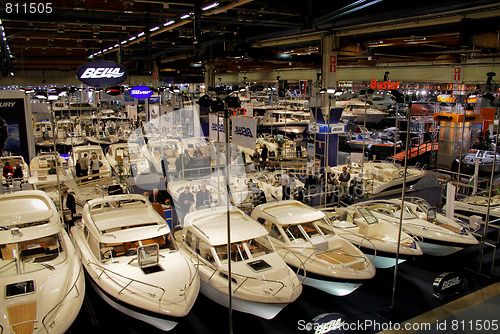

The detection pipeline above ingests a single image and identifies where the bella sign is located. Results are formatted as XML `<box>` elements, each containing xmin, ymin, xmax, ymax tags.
<box><xmin>370</xmin><ymin>79</ymin><xmax>401</xmax><ymax>90</ymax></box>
<box><xmin>76</xmin><ymin>60</ymin><xmax>127</xmax><ymax>87</ymax></box>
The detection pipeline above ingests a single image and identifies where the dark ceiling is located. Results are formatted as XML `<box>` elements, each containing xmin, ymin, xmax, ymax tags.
<box><xmin>0</xmin><ymin>0</ymin><xmax>499</xmax><ymax>81</ymax></box>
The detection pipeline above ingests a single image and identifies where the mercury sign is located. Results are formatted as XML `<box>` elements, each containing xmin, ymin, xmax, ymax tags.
<box><xmin>130</xmin><ymin>86</ymin><xmax>154</xmax><ymax>99</ymax></box>
<box><xmin>76</xmin><ymin>60</ymin><xmax>127</xmax><ymax>87</ymax></box>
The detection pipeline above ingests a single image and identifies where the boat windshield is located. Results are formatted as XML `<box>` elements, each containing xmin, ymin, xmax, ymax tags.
<box><xmin>100</xmin><ymin>234</ymin><xmax>175</xmax><ymax>262</ymax></box>
<box><xmin>300</xmin><ymin>222</ymin><xmax>322</xmax><ymax>238</ymax></box>
<box><xmin>0</xmin><ymin>233</ymin><xmax>66</xmax><ymax>277</ymax></box>
<box><xmin>214</xmin><ymin>237</ymin><xmax>272</xmax><ymax>263</ymax></box>
<box><xmin>414</xmin><ymin>199</ymin><xmax>431</xmax><ymax>211</ymax></box>
<box><xmin>357</xmin><ymin>207</ymin><xmax>378</xmax><ymax>224</ymax></box>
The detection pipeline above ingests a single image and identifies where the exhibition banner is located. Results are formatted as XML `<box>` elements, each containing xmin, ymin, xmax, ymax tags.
<box><xmin>0</xmin><ymin>92</ymin><xmax>33</xmax><ymax>162</ymax></box>
<box><xmin>232</xmin><ymin>116</ymin><xmax>257</xmax><ymax>150</ymax></box>
<box><xmin>209</xmin><ymin>113</ymin><xmax>226</xmax><ymax>143</ymax></box>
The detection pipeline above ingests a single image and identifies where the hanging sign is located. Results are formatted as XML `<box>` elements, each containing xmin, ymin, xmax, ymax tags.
<box><xmin>76</xmin><ymin>60</ymin><xmax>127</xmax><ymax>87</ymax></box>
<box><xmin>370</xmin><ymin>79</ymin><xmax>401</xmax><ymax>90</ymax></box>
<box><xmin>209</xmin><ymin>113</ymin><xmax>226</xmax><ymax>143</ymax></box>
<box><xmin>130</xmin><ymin>86</ymin><xmax>154</xmax><ymax>99</ymax></box>
<box><xmin>232</xmin><ymin>116</ymin><xmax>257</xmax><ymax>149</ymax></box>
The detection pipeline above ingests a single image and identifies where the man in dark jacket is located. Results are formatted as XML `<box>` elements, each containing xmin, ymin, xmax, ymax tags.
<box><xmin>177</xmin><ymin>186</ymin><xmax>194</xmax><ymax>227</ymax></box>
<box><xmin>61</xmin><ymin>188</ymin><xmax>76</xmax><ymax>227</ymax></box>
<box><xmin>196</xmin><ymin>184</ymin><xmax>212</xmax><ymax>209</ymax></box>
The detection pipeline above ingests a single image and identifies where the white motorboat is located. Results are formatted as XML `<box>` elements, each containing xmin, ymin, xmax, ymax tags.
<box><xmin>338</xmin><ymin>99</ymin><xmax>387</xmax><ymax>124</ymax></box>
<box><xmin>55</xmin><ymin>119</ymin><xmax>86</xmax><ymax>146</ymax></box>
<box><xmin>175</xmin><ymin>206</ymin><xmax>302</xmax><ymax>319</ymax></box>
<box><xmin>0</xmin><ymin>155</ymin><xmax>30</xmax><ymax>183</ymax></box>
<box><xmin>323</xmin><ymin>206</ymin><xmax>423</xmax><ymax>268</ymax></box>
<box><xmin>0</xmin><ymin>190</ymin><xmax>85</xmax><ymax>334</ymax></box>
<box><xmin>106</xmin><ymin>143</ymin><xmax>151</xmax><ymax>176</ymax></box>
<box><xmin>447</xmin><ymin>193</ymin><xmax>500</xmax><ymax>221</ymax></box>
<box><xmin>250</xmin><ymin>170</ymin><xmax>304</xmax><ymax>202</ymax></box>
<box><xmin>70</xmin><ymin>194</ymin><xmax>200</xmax><ymax>331</ymax></box>
<box><xmin>358</xmin><ymin>199</ymin><xmax>479</xmax><ymax>256</ymax></box>
<box><xmin>251</xmin><ymin>200</ymin><xmax>376</xmax><ymax>296</ymax></box>
<box><xmin>140</xmin><ymin>138</ymin><xmax>180</xmax><ymax>175</ymax></box>
<box><xmin>68</xmin><ymin>145</ymin><xmax>112</xmax><ymax>179</ymax></box>
<box><xmin>34</xmin><ymin>121</ymin><xmax>56</xmax><ymax>148</ymax></box>
<box><xmin>461</xmin><ymin>149</ymin><xmax>500</xmax><ymax>174</ymax></box>
<box><xmin>28</xmin><ymin>152</ymin><xmax>71</xmax><ymax>189</ymax></box>
<box><xmin>329</xmin><ymin>162</ymin><xmax>425</xmax><ymax>197</ymax></box>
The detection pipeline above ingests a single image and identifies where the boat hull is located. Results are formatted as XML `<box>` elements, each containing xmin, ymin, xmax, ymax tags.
<box><xmin>199</xmin><ymin>279</ymin><xmax>288</xmax><ymax>320</ymax></box>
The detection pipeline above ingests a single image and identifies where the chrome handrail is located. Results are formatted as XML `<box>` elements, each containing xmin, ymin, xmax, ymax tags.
<box><xmin>42</xmin><ymin>261</ymin><xmax>83</xmax><ymax>332</ymax></box>
<box><xmin>87</xmin><ymin>261</ymin><xmax>166</xmax><ymax>300</ymax></box>
<box><xmin>191</xmin><ymin>249</ymin><xmax>292</xmax><ymax>297</ymax></box>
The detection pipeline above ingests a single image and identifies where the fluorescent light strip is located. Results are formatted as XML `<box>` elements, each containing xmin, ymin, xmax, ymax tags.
<box><xmin>150</xmin><ymin>26</ymin><xmax>160</xmax><ymax>32</ymax></box>
<box><xmin>129</xmin><ymin>36</ymin><xmax>136</xmax><ymax>41</ymax></box>
<box><xmin>121</xmin><ymin>40</ymin><xmax>127</xmax><ymax>44</ymax></box>
<box><xmin>137</xmin><ymin>32</ymin><xmax>145</xmax><ymax>37</ymax></box>
<box><xmin>202</xmin><ymin>2</ymin><xmax>219</xmax><ymax>11</ymax></box>
<box><xmin>164</xmin><ymin>20</ymin><xmax>175</xmax><ymax>26</ymax></box>
<box><xmin>180</xmin><ymin>14</ymin><xmax>190</xmax><ymax>19</ymax></box>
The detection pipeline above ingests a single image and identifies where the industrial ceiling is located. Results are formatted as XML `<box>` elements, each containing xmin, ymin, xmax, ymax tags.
<box><xmin>1</xmin><ymin>0</ymin><xmax>500</xmax><ymax>81</ymax></box>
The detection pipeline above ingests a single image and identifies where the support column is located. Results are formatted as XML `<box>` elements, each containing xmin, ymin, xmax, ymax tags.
<box><xmin>204</xmin><ymin>64</ymin><xmax>215</xmax><ymax>91</ymax></box>
<box><xmin>321</xmin><ymin>34</ymin><xmax>339</xmax><ymax>108</ymax></box>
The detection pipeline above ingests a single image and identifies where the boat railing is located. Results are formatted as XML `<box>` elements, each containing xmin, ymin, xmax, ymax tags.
<box><xmin>204</xmin><ymin>263</ymin><xmax>290</xmax><ymax>297</ymax></box>
<box><xmin>87</xmin><ymin>261</ymin><xmax>166</xmax><ymax>300</ymax></box>
<box><xmin>41</xmin><ymin>261</ymin><xmax>84</xmax><ymax>332</ymax></box>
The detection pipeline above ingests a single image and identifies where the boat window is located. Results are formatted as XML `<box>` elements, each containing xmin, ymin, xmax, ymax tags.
<box><xmin>314</xmin><ymin>219</ymin><xmax>336</xmax><ymax>236</ymax></box>
<box><xmin>100</xmin><ymin>235</ymin><xmax>173</xmax><ymax>261</ymax></box>
<box><xmin>196</xmin><ymin>240</ymin><xmax>215</xmax><ymax>264</ymax></box>
<box><xmin>357</xmin><ymin>207</ymin><xmax>378</xmax><ymax>225</ymax></box>
<box><xmin>185</xmin><ymin>231</ymin><xmax>193</xmax><ymax>248</ymax></box>
<box><xmin>245</xmin><ymin>237</ymin><xmax>272</xmax><ymax>258</ymax></box>
<box><xmin>1</xmin><ymin>233</ymin><xmax>66</xmax><ymax>275</ymax></box>
<box><xmin>300</xmin><ymin>222</ymin><xmax>321</xmax><ymax>238</ymax></box>
<box><xmin>269</xmin><ymin>224</ymin><xmax>284</xmax><ymax>241</ymax></box>
<box><xmin>230</xmin><ymin>242</ymin><xmax>249</xmax><ymax>262</ymax></box>
<box><xmin>283</xmin><ymin>225</ymin><xmax>307</xmax><ymax>244</ymax></box>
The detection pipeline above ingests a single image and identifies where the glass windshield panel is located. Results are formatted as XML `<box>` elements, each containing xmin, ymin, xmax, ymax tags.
<box><xmin>0</xmin><ymin>233</ymin><xmax>65</xmax><ymax>277</ymax></box>
<box><xmin>100</xmin><ymin>234</ymin><xmax>175</xmax><ymax>261</ymax></box>
<box><xmin>315</xmin><ymin>219</ymin><xmax>336</xmax><ymax>236</ymax></box>
<box><xmin>300</xmin><ymin>222</ymin><xmax>322</xmax><ymax>238</ymax></box>
<box><xmin>246</xmin><ymin>237</ymin><xmax>272</xmax><ymax>257</ymax></box>
<box><xmin>357</xmin><ymin>207</ymin><xmax>378</xmax><ymax>224</ymax></box>
<box><xmin>283</xmin><ymin>225</ymin><xmax>307</xmax><ymax>243</ymax></box>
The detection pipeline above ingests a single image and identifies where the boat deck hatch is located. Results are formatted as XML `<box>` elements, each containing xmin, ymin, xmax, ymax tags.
<box><xmin>6</xmin><ymin>280</ymin><xmax>35</xmax><ymax>298</ymax></box>
<box><xmin>141</xmin><ymin>264</ymin><xmax>164</xmax><ymax>275</ymax></box>
<box><xmin>247</xmin><ymin>259</ymin><xmax>272</xmax><ymax>272</ymax></box>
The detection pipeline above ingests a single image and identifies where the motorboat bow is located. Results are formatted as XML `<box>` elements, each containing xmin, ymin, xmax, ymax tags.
<box><xmin>70</xmin><ymin>194</ymin><xmax>200</xmax><ymax>331</ymax></box>
<box><xmin>175</xmin><ymin>206</ymin><xmax>302</xmax><ymax>319</ymax></box>
<box><xmin>0</xmin><ymin>190</ymin><xmax>85</xmax><ymax>334</ymax></box>
<box><xmin>251</xmin><ymin>200</ymin><xmax>376</xmax><ymax>296</ymax></box>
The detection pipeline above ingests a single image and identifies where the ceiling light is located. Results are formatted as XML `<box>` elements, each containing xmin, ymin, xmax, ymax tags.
<box><xmin>164</xmin><ymin>20</ymin><xmax>175</xmax><ymax>26</ymax></box>
<box><xmin>150</xmin><ymin>26</ymin><xmax>160</xmax><ymax>32</ymax></box>
<box><xmin>202</xmin><ymin>2</ymin><xmax>219</xmax><ymax>11</ymax></box>
<box><xmin>114</xmin><ymin>43</ymin><xmax>119</xmax><ymax>48</ymax></box>
<box><xmin>121</xmin><ymin>40</ymin><xmax>127</xmax><ymax>44</ymax></box>
<box><xmin>137</xmin><ymin>32</ymin><xmax>145</xmax><ymax>37</ymax></box>
<box><xmin>319</xmin><ymin>88</ymin><xmax>327</xmax><ymax>94</ymax></box>
<box><xmin>129</xmin><ymin>36</ymin><xmax>136</xmax><ymax>41</ymax></box>
<box><xmin>180</xmin><ymin>14</ymin><xmax>190</xmax><ymax>19</ymax></box>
